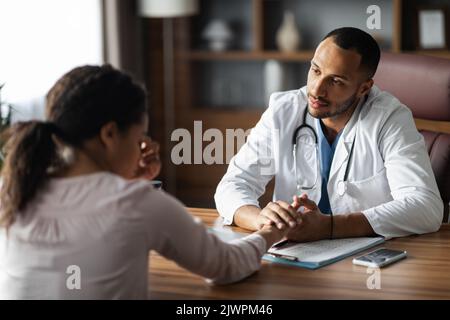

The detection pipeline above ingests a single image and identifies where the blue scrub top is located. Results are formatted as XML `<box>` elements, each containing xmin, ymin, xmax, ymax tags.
<box><xmin>317</xmin><ymin>120</ymin><xmax>343</xmax><ymax>214</ymax></box>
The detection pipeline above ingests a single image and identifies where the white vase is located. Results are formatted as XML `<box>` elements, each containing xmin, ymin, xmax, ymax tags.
<box><xmin>276</xmin><ymin>11</ymin><xmax>301</xmax><ymax>52</ymax></box>
<box><xmin>202</xmin><ymin>19</ymin><xmax>233</xmax><ymax>52</ymax></box>
<box><xmin>264</xmin><ymin>59</ymin><xmax>285</xmax><ymax>106</ymax></box>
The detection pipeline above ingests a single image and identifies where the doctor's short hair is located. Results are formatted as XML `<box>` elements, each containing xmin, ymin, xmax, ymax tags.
<box><xmin>323</xmin><ymin>27</ymin><xmax>380</xmax><ymax>79</ymax></box>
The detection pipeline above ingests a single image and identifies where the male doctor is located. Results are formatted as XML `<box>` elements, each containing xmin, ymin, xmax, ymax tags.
<box><xmin>215</xmin><ymin>27</ymin><xmax>443</xmax><ymax>241</ymax></box>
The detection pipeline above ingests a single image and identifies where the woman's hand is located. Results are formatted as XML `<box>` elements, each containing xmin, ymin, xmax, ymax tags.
<box><xmin>134</xmin><ymin>136</ymin><xmax>161</xmax><ymax>180</ymax></box>
<box><xmin>256</xmin><ymin>223</ymin><xmax>294</xmax><ymax>250</ymax></box>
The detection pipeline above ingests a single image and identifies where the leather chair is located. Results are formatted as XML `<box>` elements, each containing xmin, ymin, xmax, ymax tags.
<box><xmin>374</xmin><ymin>52</ymin><xmax>450</xmax><ymax>223</ymax></box>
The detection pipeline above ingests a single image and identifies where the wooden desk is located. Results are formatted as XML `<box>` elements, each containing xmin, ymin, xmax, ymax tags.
<box><xmin>148</xmin><ymin>208</ymin><xmax>450</xmax><ymax>299</ymax></box>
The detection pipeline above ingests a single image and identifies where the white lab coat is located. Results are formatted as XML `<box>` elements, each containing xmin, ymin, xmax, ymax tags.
<box><xmin>215</xmin><ymin>86</ymin><xmax>443</xmax><ymax>239</ymax></box>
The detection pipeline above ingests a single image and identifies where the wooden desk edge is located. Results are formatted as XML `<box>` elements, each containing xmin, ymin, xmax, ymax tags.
<box><xmin>186</xmin><ymin>207</ymin><xmax>450</xmax><ymax>233</ymax></box>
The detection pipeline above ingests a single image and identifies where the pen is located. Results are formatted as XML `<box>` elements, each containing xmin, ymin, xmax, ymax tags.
<box><xmin>272</xmin><ymin>239</ymin><xmax>290</xmax><ymax>248</ymax></box>
<box><xmin>268</xmin><ymin>252</ymin><xmax>298</xmax><ymax>262</ymax></box>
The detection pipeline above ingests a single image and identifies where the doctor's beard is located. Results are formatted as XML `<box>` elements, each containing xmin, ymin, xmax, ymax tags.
<box><xmin>307</xmin><ymin>92</ymin><xmax>359</xmax><ymax>119</ymax></box>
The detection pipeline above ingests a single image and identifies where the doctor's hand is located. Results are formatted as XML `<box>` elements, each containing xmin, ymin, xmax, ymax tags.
<box><xmin>286</xmin><ymin>194</ymin><xmax>332</xmax><ymax>242</ymax></box>
<box><xmin>256</xmin><ymin>200</ymin><xmax>302</xmax><ymax>231</ymax></box>
<box><xmin>134</xmin><ymin>137</ymin><xmax>161</xmax><ymax>180</ymax></box>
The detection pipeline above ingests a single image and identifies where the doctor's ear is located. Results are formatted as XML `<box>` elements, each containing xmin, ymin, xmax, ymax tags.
<box><xmin>357</xmin><ymin>78</ymin><xmax>374</xmax><ymax>97</ymax></box>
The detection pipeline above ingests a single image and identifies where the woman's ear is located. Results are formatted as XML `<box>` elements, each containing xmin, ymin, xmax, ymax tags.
<box><xmin>99</xmin><ymin>121</ymin><xmax>120</xmax><ymax>149</ymax></box>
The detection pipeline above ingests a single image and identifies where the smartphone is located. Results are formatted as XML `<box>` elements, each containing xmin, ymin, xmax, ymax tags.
<box><xmin>352</xmin><ymin>248</ymin><xmax>407</xmax><ymax>268</ymax></box>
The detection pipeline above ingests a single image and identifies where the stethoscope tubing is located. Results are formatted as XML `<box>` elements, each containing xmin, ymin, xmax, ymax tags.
<box><xmin>293</xmin><ymin>107</ymin><xmax>356</xmax><ymax>196</ymax></box>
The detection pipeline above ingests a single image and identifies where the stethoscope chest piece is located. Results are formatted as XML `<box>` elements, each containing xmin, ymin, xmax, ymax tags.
<box><xmin>337</xmin><ymin>180</ymin><xmax>346</xmax><ymax>196</ymax></box>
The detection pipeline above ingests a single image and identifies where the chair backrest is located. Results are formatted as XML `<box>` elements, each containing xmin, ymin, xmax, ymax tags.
<box><xmin>373</xmin><ymin>52</ymin><xmax>450</xmax><ymax>223</ymax></box>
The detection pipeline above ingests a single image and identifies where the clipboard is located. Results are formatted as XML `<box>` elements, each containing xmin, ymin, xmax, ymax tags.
<box><xmin>264</xmin><ymin>237</ymin><xmax>385</xmax><ymax>269</ymax></box>
<box><xmin>208</xmin><ymin>225</ymin><xmax>384</xmax><ymax>270</ymax></box>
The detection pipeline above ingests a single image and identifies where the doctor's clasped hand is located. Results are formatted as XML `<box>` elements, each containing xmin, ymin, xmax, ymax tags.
<box><xmin>254</xmin><ymin>200</ymin><xmax>301</xmax><ymax>230</ymax></box>
<box><xmin>286</xmin><ymin>194</ymin><xmax>331</xmax><ymax>242</ymax></box>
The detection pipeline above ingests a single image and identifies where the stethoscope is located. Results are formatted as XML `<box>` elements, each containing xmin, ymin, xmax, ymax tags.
<box><xmin>292</xmin><ymin>107</ymin><xmax>356</xmax><ymax>197</ymax></box>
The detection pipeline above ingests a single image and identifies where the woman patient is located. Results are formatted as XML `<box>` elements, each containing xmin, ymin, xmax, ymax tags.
<box><xmin>0</xmin><ymin>65</ymin><xmax>294</xmax><ymax>299</ymax></box>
